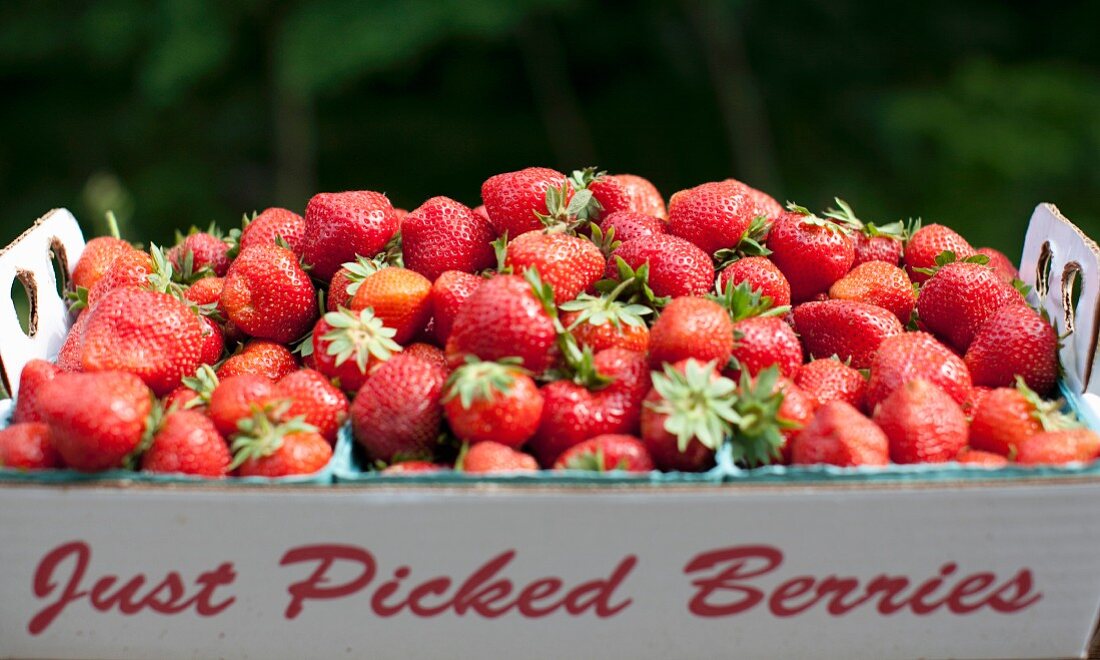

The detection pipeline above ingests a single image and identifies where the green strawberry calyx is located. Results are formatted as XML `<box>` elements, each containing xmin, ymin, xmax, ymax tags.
<box><xmin>728</xmin><ymin>367</ymin><xmax>800</xmax><ymax>468</ymax></box>
<box><xmin>229</xmin><ymin>402</ymin><xmax>319</xmax><ymax>470</ymax></box>
<box><xmin>536</xmin><ymin>167</ymin><xmax>605</xmax><ymax>233</ymax></box>
<box><xmin>714</xmin><ymin>216</ymin><xmax>773</xmax><ymax>266</ymax></box>
<box><xmin>587</xmin><ymin>222</ymin><xmax>621</xmax><ymax>259</ymax></box>
<box><xmin>522</xmin><ymin>268</ymin><xmax>614</xmax><ymax>389</ymax></box>
<box><xmin>822</xmin><ymin>198</ymin><xmax>910</xmax><ymax>242</ymax></box>
<box><xmin>321</xmin><ymin>307</ymin><xmax>402</xmax><ymax>373</ymax></box>
<box><xmin>593</xmin><ymin>256</ymin><xmax>670</xmax><ymax>314</ymax></box>
<box><xmin>710</xmin><ymin>279</ymin><xmax>790</xmax><ymax>323</ymax></box>
<box><xmin>912</xmin><ymin>249</ymin><xmax>991</xmax><ymax>277</ymax></box>
<box><xmin>338</xmin><ymin>254</ymin><xmax>387</xmax><ymax>298</ymax></box>
<box><xmin>225</xmin><ymin>211</ymin><xmax>259</xmax><ymax>260</ymax></box>
<box><xmin>123</xmin><ymin>396</ymin><xmax>164</xmax><ymax>471</ymax></box>
<box><xmin>785</xmin><ymin>201</ymin><xmax>848</xmax><ymax>236</ymax></box>
<box><xmin>647</xmin><ymin>359</ymin><xmax>741</xmax><ymax>452</ymax></box>
<box><xmin>559</xmin><ymin>284</ymin><xmax>652</xmax><ymax>331</ymax></box>
<box><xmin>178</xmin><ymin>365</ymin><xmax>220</xmax><ymax>410</ymax></box>
<box><xmin>1017</xmin><ymin>376</ymin><xmax>1083</xmax><ymax>432</ymax></box>
<box><xmin>443</xmin><ymin>356</ymin><xmax>524</xmax><ymax>409</ymax></box>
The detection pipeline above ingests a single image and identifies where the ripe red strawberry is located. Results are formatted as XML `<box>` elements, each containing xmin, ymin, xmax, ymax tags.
<box><xmin>443</xmin><ymin>359</ymin><xmax>544</xmax><ymax>448</ymax></box>
<box><xmin>445</xmin><ymin>274</ymin><xmax>558</xmax><ymax>373</ymax></box>
<box><xmin>717</xmin><ymin>257</ymin><xmax>792</xmax><ymax>308</ymax></box>
<box><xmin>217</xmin><ymin>340</ymin><xmax>298</xmax><ymax>381</ymax></box>
<box><xmin>723</xmin><ymin>178</ymin><xmax>784</xmax><ymax>218</ymax></box>
<box><xmin>349</xmin><ymin>267</ymin><xmax>433</xmax><ymax>344</ymax></box>
<box><xmin>605</xmin><ymin>234</ymin><xmax>714</xmax><ymax>298</ymax></box>
<box><xmin>969</xmin><ymin>386</ymin><xmax>1045</xmax><ymax>456</ymax></box>
<box><xmin>666</xmin><ymin>180</ymin><xmax>764</xmax><ymax>255</ymax></box>
<box><xmin>232</xmin><ymin>414</ymin><xmax>333</xmax><ymax>477</ymax></box>
<box><xmin>795</xmin><ymin>359</ymin><xmax>867</xmax><ymax>410</ymax></box>
<box><xmin>238</xmin><ymin>207</ymin><xmax>306</xmax><ymax>256</ymax></box>
<box><xmin>956</xmin><ymin>448</ymin><xmax>1009</xmax><ymax>467</ymax></box>
<box><xmin>461</xmin><ymin>441</ymin><xmax>538</xmax><ymax>473</ymax></box>
<box><xmin>598</xmin><ymin>211</ymin><xmax>666</xmax><ymax>244</ymax></box>
<box><xmin>429</xmin><ymin>270</ymin><xmax>485</xmax><ymax>345</ymax></box>
<box><xmin>13</xmin><ymin>359</ymin><xmax>61</xmax><ymax>423</ymax></box>
<box><xmin>976</xmin><ymin>247</ymin><xmax>1019</xmax><ymax>282</ymax></box>
<box><xmin>85</xmin><ymin>248</ymin><xmax>154</xmax><ymax>308</ymax></box>
<box><xmin>962</xmin><ymin>385</ymin><xmax>993</xmax><ymax>421</ymax></box>
<box><xmin>965</xmin><ymin>304</ymin><xmax>1057</xmax><ymax>395</ymax></box>
<box><xmin>865</xmin><ymin>332</ymin><xmax>972</xmax><ymax>409</ymax></box>
<box><xmin>382</xmin><ymin>461</ymin><xmax>447</xmax><ymax>474</ymax></box>
<box><xmin>553</xmin><ymin>434</ymin><xmax>654</xmax><ymax>472</ymax></box>
<box><xmin>38</xmin><ymin>371</ymin><xmax>153</xmax><ymax>472</ymax></box>
<box><xmin>301</xmin><ymin>190</ymin><xmax>399</xmax><ymax>280</ymax></box>
<box><xmin>142</xmin><ymin>410</ymin><xmax>230</xmax><ymax>477</ymax></box>
<box><xmin>829</xmin><ymin>261</ymin><xmax>916</xmax><ymax>323</ymax></box>
<box><xmin>0</xmin><ymin>423</ymin><xmax>61</xmax><ymax>470</ymax></box>
<box><xmin>481</xmin><ymin>167</ymin><xmax>571</xmax><ymax>237</ymax></box>
<box><xmin>790</xmin><ymin>401</ymin><xmax>888</xmax><ymax>467</ymax></box>
<box><xmin>72</xmin><ymin>237</ymin><xmax>133</xmax><ymax>292</ymax></box>
<box><xmin>721</xmin><ymin>283</ymin><xmax>802</xmax><ymax>379</ymax></box>
<box><xmin>916</xmin><ymin>261</ymin><xmax>1022</xmax><ymax>352</ymax></box>
<box><xmin>607</xmin><ymin>174</ymin><xmax>667</xmax><ymax>218</ymax></box>
<box><xmin>402</xmin><ymin>196</ymin><xmax>497</xmax><ymax>281</ymax></box>
<box><xmin>310</xmin><ymin>309</ymin><xmax>401</xmax><ymax>393</ymax></box>
<box><xmin>874</xmin><ymin>379</ymin><xmax>969</xmax><ymax>463</ymax></box>
<box><xmin>529</xmin><ymin>348</ymin><xmax>649</xmax><ymax>466</ymax></box>
<box><xmin>793</xmin><ymin>300</ymin><xmax>904</xmax><ymax>370</ymax></box>
<box><xmin>505</xmin><ymin>232</ymin><xmax>604</xmax><ymax>305</ymax></box>
<box><xmin>647</xmin><ymin>297</ymin><xmax>733</xmax><ymax>368</ymax></box>
<box><xmin>207</xmin><ymin>374</ymin><xmax>276</xmax><ymax>438</ymax></box>
<box><xmin>168</xmin><ymin>231</ymin><xmax>230</xmax><ymax>278</ymax></box>
<box><xmin>767</xmin><ymin>208</ymin><xmax>855</xmax><ymax>303</ymax></box>
<box><xmin>221</xmin><ymin>244</ymin><xmax>316</xmax><ymax>343</ymax></box>
<box><xmin>198</xmin><ymin>316</ymin><xmax>224</xmax><ymax>365</ymax></box>
<box><xmin>403</xmin><ymin>343</ymin><xmax>448</xmax><ymax>371</ymax></box>
<box><xmin>184</xmin><ymin>276</ymin><xmax>224</xmax><ymax>307</ymax></box>
<box><xmin>56</xmin><ymin>308</ymin><xmax>91</xmax><ymax>371</ymax></box>
<box><xmin>1016</xmin><ymin>429</ymin><xmax>1100</xmax><ymax>465</ymax></box>
<box><xmin>275</xmin><ymin>369</ymin><xmax>349</xmax><ymax>445</ymax></box>
<box><xmin>80</xmin><ymin>288</ymin><xmax>205</xmax><ymax>396</ymax></box>
<box><xmin>560</xmin><ymin>293</ymin><xmax>651</xmax><ymax>354</ymax></box>
<box><xmin>904</xmin><ymin>224</ymin><xmax>975</xmax><ymax>283</ymax></box>
<box><xmin>641</xmin><ymin>359</ymin><xmax>735</xmax><ymax>472</ymax></box>
<box><xmin>351</xmin><ymin>353</ymin><xmax>447</xmax><ymax>463</ymax></box>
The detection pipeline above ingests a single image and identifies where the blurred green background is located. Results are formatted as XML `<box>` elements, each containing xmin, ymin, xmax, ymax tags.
<box><xmin>1</xmin><ymin>0</ymin><xmax>1098</xmax><ymax>255</ymax></box>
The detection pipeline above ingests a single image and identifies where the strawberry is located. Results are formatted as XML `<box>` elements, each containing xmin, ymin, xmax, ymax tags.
<box><xmin>647</xmin><ymin>297</ymin><xmax>733</xmax><ymax>368</ymax></box>
<box><xmin>0</xmin><ymin>423</ymin><xmax>61</xmax><ymax>470</ymax></box>
<box><xmin>667</xmin><ymin>180</ymin><xmax>765</xmax><ymax>256</ymax></box>
<box><xmin>598</xmin><ymin>211</ymin><xmax>666</xmax><ymax>244</ymax></box>
<box><xmin>56</xmin><ymin>308</ymin><xmax>91</xmax><ymax>371</ymax></box>
<box><xmin>790</xmin><ymin>401</ymin><xmax>888</xmax><ymax>467</ymax></box>
<box><xmin>956</xmin><ymin>448</ymin><xmax>1009</xmax><ymax>467</ymax></box>
<box><xmin>429</xmin><ymin>270</ymin><xmax>485</xmax><ymax>345</ymax></box>
<box><xmin>965</xmin><ymin>304</ymin><xmax>1057</xmax><ymax>395</ymax></box>
<box><xmin>184</xmin><ymin>276</ymin><xmax>225</xmax><ymax>308</ymax></box>
<box><xmin>821</xmin><ymin>199</ymin><xmax>906</xmax><ymax>267</ymax></box>
<box><xmin>72</xmin><ymin>237</ymin><xmax>133</xmax><ymax>292</ymax></box>
<box><xmin>553</xmin><ymin>434</ymin><xmax>654</xmax><ymax>472</ymax></box>
<box><xmin>221</xmin><ymin>244</ymin><xmax>316</xmax><ymax>343</ymax></box>
<box><xmin>403</xmin><ymin>342</ymin><xmax>448</xmax><ymax>372</ymax></box>
<box><xmin>873</xmin><ymin>379</ymin><xmax>969</xmax><ymax>463</ymax></box>
<box><xmin>85</xmin><ymin>248</ymin><xmax>154</xmax><ymax>308</ymax></box>
<box><xmin>605</xmin><ymin>234</ymin><xmax>714</xmax><ymax>299</ymax></box>
<box><xmin>505</xmin><ymin>232</ymin><xmax>604</xmax><ymax>305</ymax></box>
<box><xmin>382</xmin><ymin>461</ymin><xmax>448</xmax><ymax>474</ymax></box>
<box><xmin>916</xmin><ymin>260</ymin><xmax>1022</xmax><ymax>352</ymax></box>
<box><xmin>976</xmin><ymin>247</ymin><xmax>1019</xmax><ymax>282</ymax></box>
<box><xmin>310</xmin><ymin>309</ymin><xmax>401</xmax><ymax>393</ymax></box>
<box><xmin>865</xmin><ymin>332</ymin><xmax>972</xmax><ymax>409</ymax></box>
<box><xmin>481</xmin><ymin>167</ymin><xmax>571</xmax><ymax>237</ymax></box>
<box><xmin>460</xmin><ymin>441</ymin><xmax>538</xmax><ymax>473</ymax></box>
<box><xmin>767</xmin><ymin>207</ymin><xmax>855</xmax><ymax>303</ymax></box>
<box><xmin>165</xmin><ymin>365</ymin><xmax>220</xmax><ymax>412</ymax></box>
<box><xmin>326</xmin><ymin>256</ymin><xmax>384</xmax><ymax>313</ymax></box>
<box><xmin>443</xmin><ymin>359</ymin><xmax>543</xmax><ymax>448</ymax></box>
<box><xmin>529</xmin><ymin>348</ymin><xmax>649</xmax><ymax>466</ymax></box>
<box><xmin>904</xmin><ymin>223</ymin><xmax>975</xmax><ymax>284</ymax></box>
<box><xmin>237</xmin><ymin>207</ymin><xmax>306</xmax><ymax>256</ymax></box>
<box><xmin>12</xmin><ymin>359</ymin><xmax>61</xmax><ymax>423</ymax></box>
<box><xmin>198</xmin><ymin>316</ymin><xmax>225</xmax><ymax>365</ymax></box>
<box><xmin>207</xmin><ymin>374</ymin><xmax>276</xmax><ymax>438</ymax></box>
<box><xmin>80</xmin><ymin>288</ymin><xmax>205</xmax><ymax>396</ymax></box>
<box><xmin>217</xmin><ymin>340</ymin><xmax>298</xmax><ymax>381</ymax></box>
<box><xmin>717</xmin><ymin>257</ymin><xmax>792</xmax><ymax>308</ymax></box>
<box><xmin>723</xmin><ymin>178</ymin><xmax>784</xmax><ymax>218</ymax></box>
<box><xmin>641</xmin><ymin>359</ymin><xmax>736</xmax><ymax>472</ymax></box>
<box><xmin>729</xmin><ymin>369</ymin><xmax>816</xmax><ymax>465</ymax></box>
<box><xmin>275</xmin><ymin>369</ymin><xmax>349</xmax><ymax>445</ymax></box>
<box><xmin>402</xmin><ymin>196</ymin><xmax>497</xmax><ymax>281</ymax></box>
<box><xmin>349</xmin><ymin>267</ymin><xmax>433</xmax><ymax>344</ymax></box>
<box><xmin>969</xmin><ymin>380</ymin><xmax>1065</xmax><ymax>456</ymax></box>
<box><xmin>560</xmin><ymin>291</ymin><xmax>651</xmax><ymax>354</ymax></box>
<box><xmin>351</xmin><ymin>353</ymin><xmax>448</xmax><ymax>463</ymax></box>
<box><xmin>445</xmin><ymin>273</ymin><xmax>558</xmax><ymax>373</ymax></box>
<box><xmin>1016</xmin><ymin>429</ymin><xmax>1100</xmax><ymax>465</ymax></box>
<box><xmin>142</xmin><ymin>409</ymin><xmax>230</xmax><ymax>477</ymax></box>
<box><xmin>793</xmin><ymin>300</ymin><xmax>904</xmax><ymax>370</ymax></box>
<box><xmin>718</xmin><ymin>282</ymin><xmax>800</xmax><ymax>380</ymax></box>
<box><xmin>167</xmin><ymin>231</ymin><xmax>230</xmax><ymax>279</ymax></box>
<box><xmin>588</xmin><ymin>173</ymin><xmax>665</xmax><ymax>219</ymax></box>
<box><xmin>963</xmin><ymin>385</ymin><xmax>993</xmax><ymax>421</ymax></box>
<box><xmin>231</xmin><ymin>412</ymin><xmax>332</xmax><ymax>477</ymax></box>
<box><xmin>38</xmin><ymin>371</ymin><xmax>153</xmax><ymax>472</ymax></box>
<box><xmin>828</xmin><ymin>261</ymin><xmax>916</xmax><ymax>323</ymax></box>
<box><xmin>795</xmin><ymin>359</ymin><xmax>867</xmax><ymax>410</ymax></box>
<box><xmin>301</xmin><ymin>190</ymin><xmax>399</xmax><ymax>281</ymax></box>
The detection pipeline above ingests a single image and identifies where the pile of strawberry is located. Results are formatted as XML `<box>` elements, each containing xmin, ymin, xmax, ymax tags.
<box><xmin>1</xmin><ymin>167</ymin><xmax>1097</xmax><ymax>478</ymax></box>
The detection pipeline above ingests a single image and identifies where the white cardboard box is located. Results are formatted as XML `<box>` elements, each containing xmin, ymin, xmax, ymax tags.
<box><xmin>1</xmin><ymin>205</ymin><xmax>1099</xmax><ymax>659</ymax></box>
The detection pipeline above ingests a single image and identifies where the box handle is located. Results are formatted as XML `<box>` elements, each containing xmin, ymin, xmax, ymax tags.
<box><xmin>0</xmin><ymin>209</ymin><xmax>85</xmax><ymax>399</ymax></box>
